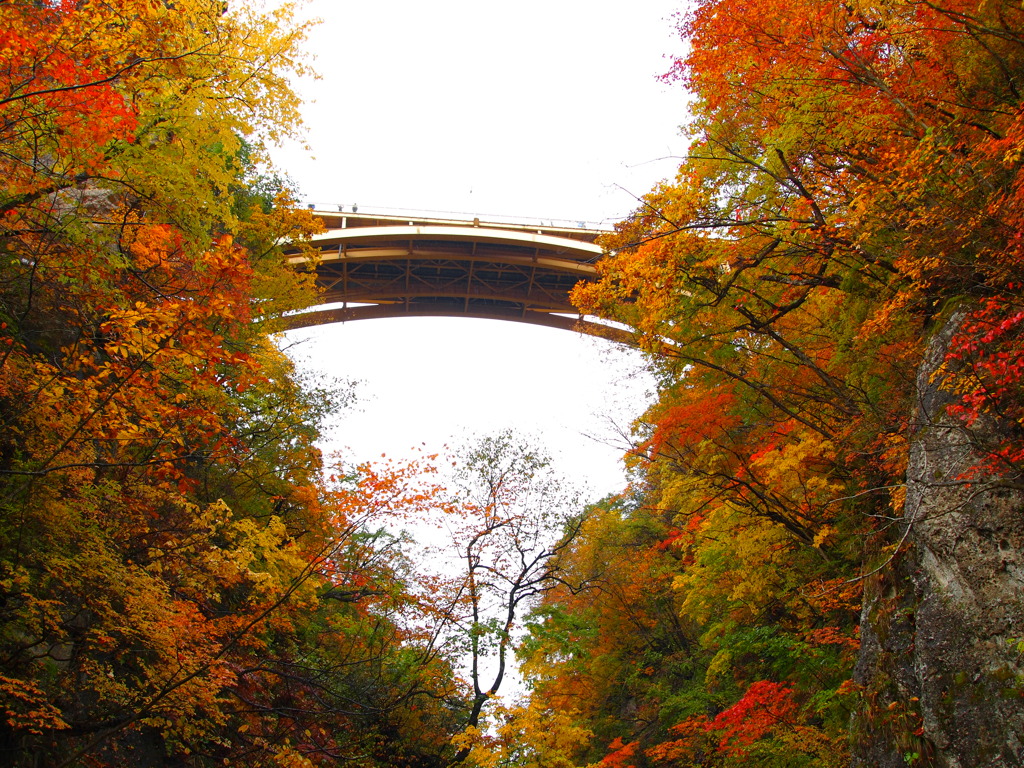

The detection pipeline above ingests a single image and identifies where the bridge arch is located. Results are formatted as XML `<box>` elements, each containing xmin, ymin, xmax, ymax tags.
<box><xmin>283</xmin><ymin>210</ymin><xmax>633</xmax><ymax>344</ymax></box>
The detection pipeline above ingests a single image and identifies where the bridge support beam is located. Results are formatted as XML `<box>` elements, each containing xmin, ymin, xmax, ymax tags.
<box><xmin>283</xmin><ymin>211</ymin><xmax>636</xmax><ymax>345</ymax></box>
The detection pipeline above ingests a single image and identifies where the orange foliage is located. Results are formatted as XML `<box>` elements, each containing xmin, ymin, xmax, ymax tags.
<box><xmin>709</xmin><ymin>681</ymin><xmax>799</xmax><ymax>756</ymax></box>
<box><xmin>601</xmin><ymin>737</ymin><xmax>640</xmax><ymax>768</ymax></box>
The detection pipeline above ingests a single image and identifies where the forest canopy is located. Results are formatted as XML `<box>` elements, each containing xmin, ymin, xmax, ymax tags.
<box><xmin>543</xmin><ymin>0</ymin><xmax>1024</xmax><ymax>764</ymax></box>
<box><xmin>2</xmin><ymin>0</ymin><xmax>1023</xmax><ymax>766</ymax></box>
<box><xmin>0</xmin><ymin>2</ymin><xmax>467</xmax><ymax>765</ymax></box>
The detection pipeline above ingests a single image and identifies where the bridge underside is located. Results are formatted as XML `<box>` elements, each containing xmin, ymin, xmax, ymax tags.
<box><xmin>283</xmin><ymin>212</ymin><xmax>635</xmax><ymax>345</ymax></box>
<box><xmin>287</xmin><ymin>303</ymin><xmax>632</xmax><ymax>343</ymax></box>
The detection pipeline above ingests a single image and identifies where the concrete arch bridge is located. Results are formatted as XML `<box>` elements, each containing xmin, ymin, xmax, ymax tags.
<box><xmin>283</xmin><ymin>210</ymin><xmax>632</xmax><ymax>344</ymax></box>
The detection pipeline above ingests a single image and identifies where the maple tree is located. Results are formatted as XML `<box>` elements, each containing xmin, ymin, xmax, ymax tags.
<box><xmin>0</xmin><ymin>2</ymin><xmax>468</xmax><ymax>766</ymax></box>
<box><xmin>534</xmin><ymin>0</ymin><xmax>1024</xmax><ymax>764</ymax></box>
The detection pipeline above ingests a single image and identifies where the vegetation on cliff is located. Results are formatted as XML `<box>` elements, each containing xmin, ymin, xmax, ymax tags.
<box><xmin>498</xmin><ymin>0</ymin><xmax>1024</xmax><ymax>764</ymax></box>
<box><xmin>0</xmin><ymin>2</ymin><xmax>466</xmax><ymax>765</ymax></box>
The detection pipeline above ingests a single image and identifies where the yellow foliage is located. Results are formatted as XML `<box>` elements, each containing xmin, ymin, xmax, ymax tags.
<box><xmin>704</xmin><ymin>649</ymin><xmax>734</xmax><ymax>690</ymax></box>
<box><xmin>459</xmin><ymin>701</ymin><xmax>595</xmax><ymax>768</ymax></box>
<box><xmin>675</xmin><ymin>504</ymin><xmax>795</xmax><ymax>627</ymax></box>
<box><xmin>748</xmin><ymin>429</ymin><xmax>844</xmax><ymax>517</ymax></box>
<box><xmin>273</xmin><ymin>744</ymin><xmax>317</xmax><ymax>768</ymax></box>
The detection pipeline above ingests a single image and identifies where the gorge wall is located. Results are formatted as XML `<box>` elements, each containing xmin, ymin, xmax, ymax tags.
<box><xmin>854</xmin><ymin>312</ymin><xmax>1024</xmax><ymax>767</ymax></box>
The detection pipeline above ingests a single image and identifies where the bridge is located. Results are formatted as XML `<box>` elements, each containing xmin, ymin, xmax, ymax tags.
<box><xmin>283</xmin><ymin>209</ymin><xmax>633</xmax><ymax>344</ymax></box>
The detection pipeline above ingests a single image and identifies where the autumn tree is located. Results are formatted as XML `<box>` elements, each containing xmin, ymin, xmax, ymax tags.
<box><xmin>511</xmin><ymin>493</ymin><xmax>701</xmax><ymax>767</ymax></box>
<box><xmin>561</xmin><ymin>0</ymin><xmax>1024</xmax><ymax>762</ymax></box>
<box><xmin>384</xmin><ymin>432</ymin><xmax>586</xmax><ymax>764</ymax></box>
<box><xmin>0</xmin><ymin>2</ymin><xmax>467</xmax><ymax>766</ymax></box>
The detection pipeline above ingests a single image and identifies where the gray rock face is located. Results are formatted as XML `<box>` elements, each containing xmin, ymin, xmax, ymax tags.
<box><xmin>854</xmin><ymin>310</ymin><xmax>1024</xmax><ymax>767</ymax></box>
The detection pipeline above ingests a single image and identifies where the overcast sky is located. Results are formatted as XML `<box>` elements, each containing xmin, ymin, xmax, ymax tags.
<box><xmin>270</xmin><ymin>0</ymin><xmax>690</xmax><ymax>499</ymax></box>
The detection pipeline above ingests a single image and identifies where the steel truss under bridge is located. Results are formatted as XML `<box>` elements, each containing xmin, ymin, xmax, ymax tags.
<box><xmin>283</xmin><ymin>210</ymin><xmax>633</xmax><ymax>344</ymax></box>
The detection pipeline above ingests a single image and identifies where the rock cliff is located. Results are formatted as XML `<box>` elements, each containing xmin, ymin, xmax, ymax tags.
<box><xmin>854</xmin><ymin>311</ymin><xmax>1024</xmax><ymax>767</ymax></box>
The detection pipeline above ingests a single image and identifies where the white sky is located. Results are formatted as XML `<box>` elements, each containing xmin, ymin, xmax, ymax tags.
<box><xmin>269</xmin><ymin>0</ymin><xmax>691</xmax><ymax>499</ymax></box>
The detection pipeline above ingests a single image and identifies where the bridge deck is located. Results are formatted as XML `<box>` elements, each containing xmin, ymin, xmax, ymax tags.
<box><xmin>284</xmin><ymin>210</ymin><xmax>632</xmax><ymax>344</ymax></box>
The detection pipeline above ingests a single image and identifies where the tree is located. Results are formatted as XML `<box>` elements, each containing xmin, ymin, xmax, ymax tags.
<box><xmin>566</xmin><ymin>0</ymin><xmax>1024</xmax><ymax>762</ymax></box>
<box><xmin>0</xmin><ymin>3</ymin><xmax>484</xmax><ymax>765</ymax></box>
<box><xmin>398</xmin><ymin>432</ymin><xmax>586</xmax><ymax>763</ymax></box>
<box><xmin>0</xmin><ymin>2</ymin><xmax>343</xmax><ymax>764</ymax></box>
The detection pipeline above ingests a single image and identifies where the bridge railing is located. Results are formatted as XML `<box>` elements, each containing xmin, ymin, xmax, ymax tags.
<box><xmin>302</xmin><ymin>203</ymin><xmax>617</xmax><ymax>233</ymax></box>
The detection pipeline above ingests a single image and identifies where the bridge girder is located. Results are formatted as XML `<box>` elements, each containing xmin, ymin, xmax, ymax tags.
<box><xmin>284</xmin><ymin>212</ymin><xmax>634</xmax><ymax>344</ymax></box>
